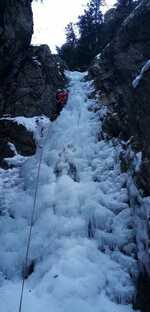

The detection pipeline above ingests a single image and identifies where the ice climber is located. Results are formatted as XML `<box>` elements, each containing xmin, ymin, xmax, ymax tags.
<box><xmin>56</xmin><ymin>89</ymin><xmax>69</xmax><ymax>110</ymax></box>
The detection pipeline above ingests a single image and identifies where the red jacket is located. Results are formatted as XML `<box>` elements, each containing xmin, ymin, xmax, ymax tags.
<box><xmin>56</xmin><ymin>91</ymin><xmax>69</xmax><ymax>105</ymax></box>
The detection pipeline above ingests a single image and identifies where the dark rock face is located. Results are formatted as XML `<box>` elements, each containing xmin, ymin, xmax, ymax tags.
<box><xmin>134</xmin><ymin>272</ymin><xmax>150</xmax><ymax>312</ymax></box>
<box><xmin>1</xmin><ymin>45</ymin><xmax>67</xmax><ymax>118</ymax></box>
<box><xmin>0</xmin><ymin>0</ymin><xmax>67</xmax><ymax>168</ymax></box>
<box><xmin>0</xmin><ymin>0</ymin><xmax>67</xmax><ymax>119</ymax></box>
<box><xmin>103</xmin><ymin>3</ymin><xmax>136</xmax><ymax>46</ymax></box>
<box><xmin>0</xmin><ymin>0</ymin><xmax>33</xmax><ymax>79</ymax></box>
<box><xmin>0</xmin><ymin>119</ymin><xmax>36</xmax><ymax>168</ymax></box>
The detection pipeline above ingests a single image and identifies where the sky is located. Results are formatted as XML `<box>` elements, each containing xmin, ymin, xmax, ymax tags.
<box><xmin>32</xmin><ymin>0</ymin><xmax>115</xmax><ymax>53</ymax></box>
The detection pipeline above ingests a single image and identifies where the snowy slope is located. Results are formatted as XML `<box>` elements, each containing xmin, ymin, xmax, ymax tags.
<box><xmin>0</xmin><ymin>71</ymin><xmax>139</xmax><ymax>312</ymax></box>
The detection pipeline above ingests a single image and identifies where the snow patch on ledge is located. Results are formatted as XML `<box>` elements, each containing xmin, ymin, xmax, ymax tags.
<box><xmin>1</xmin><ymin>116</ymin><xmax>51</xmax><ymax>144</ymax></box>
<box><xmin>132</xmin><ymin>59</ymin><xmax>150</xmax><ymax>88</ymax></box>
<box><xmin>1</xmin><ymin>115</ymin><xmax>50</xmax><ymax>132</ymax></box>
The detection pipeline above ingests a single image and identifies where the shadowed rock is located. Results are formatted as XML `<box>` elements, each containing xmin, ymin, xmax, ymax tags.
<box><xmin>0</xmin><ymin>119</ymin><xmax>36</xmax><ymax>168</ymax></box>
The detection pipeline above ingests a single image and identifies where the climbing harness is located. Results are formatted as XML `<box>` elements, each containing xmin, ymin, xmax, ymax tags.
<box><xmin>18</xmin><ymin>122</ymin><xmax>51</xmax><ymax>312</ymax></box>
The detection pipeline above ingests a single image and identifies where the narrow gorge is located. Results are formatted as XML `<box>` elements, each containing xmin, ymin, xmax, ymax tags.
<box><xmin>0</xmin><ymin>1</ymin><xmax>150</xmax><ymax>312</ymax></box>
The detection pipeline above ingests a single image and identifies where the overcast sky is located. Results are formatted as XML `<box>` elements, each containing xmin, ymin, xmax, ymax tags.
<box><xmin>32</xmin><ymin>0</ymin><xmax>115</xmax><ymax>53</ymax></box>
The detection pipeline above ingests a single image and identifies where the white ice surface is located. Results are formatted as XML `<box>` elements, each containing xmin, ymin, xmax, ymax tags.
<box><xmin>0</xmin><ymin>71</ymin><xmax>139</xmax><ymax>312</ymax></box>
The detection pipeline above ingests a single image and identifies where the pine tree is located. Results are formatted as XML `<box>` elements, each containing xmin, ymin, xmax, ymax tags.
<box><xmin>87</xmin><ymin>0</ymin><xmax>103</xmax><ymax>24</ymax></box>
<box><xmin>57</xmin><ymin>0</ymin><xmax>104</xmax><ymax>69</ymax></box>
<box><xmin>65</xmin><ymin>23</ymin><xmax>77</xmax><ymax>46</ymax></box>
<box><xmin>78</xmin><ymin>0</ymin><xmax>103</xmax><ymax>37</ymax></box>
<box><xmin>77</xmin><ymin>0</ymin><xmax>103</xmax><ymax>67</ymax></box>
<box><xmin>57</xmin><ymin>23</ymin><xmax>78</xmax><ymax>70</ymax></box>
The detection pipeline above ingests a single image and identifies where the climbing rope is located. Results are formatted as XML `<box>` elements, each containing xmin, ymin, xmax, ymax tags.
<box><xmin>18</xmin><ymin>122</ymin><xmax>51</xmax><ymax>312</ymax></box>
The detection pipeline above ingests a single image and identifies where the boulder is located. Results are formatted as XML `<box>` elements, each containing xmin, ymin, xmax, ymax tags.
<box><xmin>0</xmin><ymin>119</ymin><xmax>36</xmax><ymax>156</ymax></box>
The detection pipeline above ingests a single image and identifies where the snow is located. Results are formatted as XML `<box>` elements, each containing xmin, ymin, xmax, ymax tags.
<box><xmin>1</xmin><ymin>115</ymin><xmax>50</xmax><ymax>132</ymax></box>
<box><xmin>132</xmin><ymin>75</ymin><xmax>141</xmax><ymax>88</ymax></box>
<box><xmin>132</xmin><ymin>59</ymin><xmax>150</xmax><ymax>88</ymax></box>
<box><xmin>0</xmin><ymin>71</ymin><xmax>139</xmax><ymax>312</ymax></box>
<box><xmin>7</xmin><ymin>142</ymin><xmax>17</xmax><ymax>155</ymax></box>
<box><xmin>133</xmin><ymin>152</ymin><xmax>142</xmax><ymax>172</ymax></box>
<box><xmin>32</xmin><ymin>56</ymin><xmax>42</xmax><ymax>67</ymax></box>
<box><xmin>96</xmin><ymin>53</ymin><xmax>101</xmax><ymax>60</ymax></box>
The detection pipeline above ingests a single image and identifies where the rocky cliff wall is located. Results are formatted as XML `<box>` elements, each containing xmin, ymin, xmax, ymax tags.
<box><xmin>89</xmin><ymin>0</ymin><xmax>150</xmax><ymax>195</ymax></box>
<box><xmin>89</xmin><ymin>1</ymin><xmax>150</xmax><ymax>310</ymax></box>
<box><xmin>0</xmin><ymin>0</ymin><xmax>67</xmax><ymax>119</ymax></box>
<box><xmin>0</xmin><ymin>0</ymin><xmax>67</xmax><ymax>164</ymax></box>
<box><xmin>0</xmin><ymin>0</ymin><xmax>33</xmax><ymax>79</ymax></box>
<box><xmin>1</xmin><ymin>45</ymin><xmax>67</xmax><ymax>118</ymax></box>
